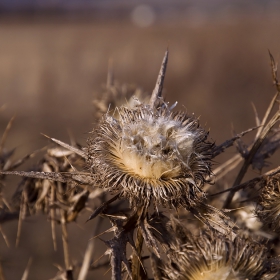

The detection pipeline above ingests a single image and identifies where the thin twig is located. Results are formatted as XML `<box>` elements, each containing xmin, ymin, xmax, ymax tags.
<box><xmin>41</xmin><ymin>134</ymin><xmax>86</xmax><ymax>158</ymax></box>
<box><xmin>223</xmin><ymin>52</ymin><xmax>280</xmax><ymax>208</ymax></box>
<box><xmin>1</xmin><ymin>197</ymin><xmax>12</xmax><ymax>212</ymax></box>
<box><xmin>223</xmin><ymin>110</ymin><xmax>280</xmax><ymax>208</ymax></box>
<box><xmin>86</xmin><ymin>194</ymin><xmax>120</xmax><ymax>222</ymax></box>
<box><xmin>77</xmin><ymin>240</ymin><xmax>95</xmax><ymax>280</ymax></box>
<box><xmin>255</xmin><ymin>93</ymin><xmax>279</xmax><ymax>141</ymax></box>
<box><xmin>89</xmin><ymin>227</ymin><xmax>115</xmax><ymax>240</ymax></box>
<box><xmin>61</xmin><ymin>210</ymin><xmax>73</xmax><ymax>279</ymax></box>
<box><xmin>9</xmin><ymin>147</ymin><xmax>45</xmax><ymax>171</ymax></box>
<box><xmin>212</xmin><ymin>165</ymin><xmax>280</xmax><ymax>197</ymax></box>
<box><xmin>0</xmin><ymin>116</ymin><xmax>15</xmax><ymax>154</ymax></box>
<box><xmin>269</xmin><ymin>50</ymin><xmax>280</xmax><ymax>92</ymax></box>
<box><xmin>16</xmin><ymin>191</ymin><xmax>26</xmax><ymax>247</ymax></box>
<box><xmin>212</xmin><ymin>126</ymin><xmax>258</xmax><ymax>158</ymax></box>
<box><xmin>0</xmin><ymin>226</ymin><xmax>9</xmax><ymax>247</ymax></box>
<box><xmin>255</xmin><ymin>51</ymin><xmax>280</xmax><ymax>140</ymax></box>
<box><xmin>50</xmin><ymin>183</ymin><xmax>57</xmax><ymax>251</ymax></box>
<box><xmin>21</xmin><ymin>258</ymin><xmax>32</xmax><ymax>280</ymax></box>
<box><xmin>214</xmin><ymin>154</ymin><xmax>242</xmax><ymax>180</ymax></box>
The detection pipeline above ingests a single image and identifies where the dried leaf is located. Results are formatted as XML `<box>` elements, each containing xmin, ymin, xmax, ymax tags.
<box><xmin>235</xmin><ymin>138</ymin><xmax>249</xmax><ymax>158</ymax></box>
<box><xmin>42</xmin><ymin>134</ymin><xmax>86</xmax><ymax>158</ymax></box>
<box><xmin>212</xmin><ymin>127</ymin><xmax>257</xmax><ymax>158</ymax></box>
<box><xmin>145</xmin><ymin>213</ymin><xmax>178</xmax><ymax>251</ymax></box>
<box><xmin>0</xmin><ymin>171</ymin><xmax>94</xmax><ymax>185</ymax></box>
<box><xmin>252</xmin><ymin>127</ymin><xmax>280</xmax><ymax>170</ymax></box>
<box><xmin>140</xmin><ymin>218</ymin><xmax>160</xmax><ymax>258</ymax></box>
<box><xmin>190</xmin><ymin>202</ymin><xmax>237</xmax><ymax>238</ymax></box>
<box><xmin>67</xmin><ymin>190</ymin><xmax>89</xmax><ymax>222</ymax></box>
<box><xmin>86</xmin><ymin>194</ymin><xmax>120</xmax><ymax>222</ymax></box>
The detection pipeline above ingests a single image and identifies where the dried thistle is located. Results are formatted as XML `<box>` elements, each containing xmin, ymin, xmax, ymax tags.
<box><xmin>86</xmin><ymin>52</ymin><xmax>238</xmax><ymax>239</ymax></box>
<box><xmin>223</xmin><ymin>51</ymin><xmax>280</xmax><ymax>208</ymax></box>
<box><xmin>92</xmin><ymin>60</ymin><xmax>148</xmax><ymax>119</ymax></box>
<box><xmin>0</xmin><ymin>116</ymin><xmax>41</xmax><ymax>225</ymax></box>
<box><xmin>87</xmin><ymin>102</ymin><xmax>213</xmax><ymax>209</ymax></box>
<box><xmin>257</xmin><ymin>174</ymin><xmax>280</xmax><ymax>233</ymax></box>
<box><xmin>11</xmin><ymin>144</ymin><xmax>87</xmax><ymax>220</ymax></box>
<box><xmin>2</xmin><ymin>51</ymin><xmax>280</xmax><ymax>280</ymax></box>
<box><xmin>161</xmin><ymin>230</ymin><xmax>279</xmax><ymax>280</ymax></box>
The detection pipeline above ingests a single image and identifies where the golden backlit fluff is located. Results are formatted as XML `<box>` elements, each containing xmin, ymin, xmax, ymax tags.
<box><xmin>161</xmin><ymin>231</ymin><xmax>279</xmax><ymax>280</ymax></box>
<box><xmin>87</xmin><ymin>99</ymin><xmax>213</xmax><ymax>209</ymax></box>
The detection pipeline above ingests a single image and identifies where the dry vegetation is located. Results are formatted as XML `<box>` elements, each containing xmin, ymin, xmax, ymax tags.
<box><xmin>1</xmin><ymin>14</ymin><xmax>280</xmax><ymax>280</ymax></box>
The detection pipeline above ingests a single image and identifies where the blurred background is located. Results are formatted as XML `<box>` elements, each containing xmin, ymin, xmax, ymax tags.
<box><xmin>1</xmin><ymin>0</ymin><xmax>280</xmax><ymax>279</ymax></box>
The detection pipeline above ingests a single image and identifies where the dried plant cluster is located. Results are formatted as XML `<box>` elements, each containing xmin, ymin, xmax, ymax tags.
<box><xmin>257</xmin><ymin>174</ymin><xmax>280</xmax><ymax>233</ymax></box>
<box><xmin>156</xmin><ymin>217</ymin><xmax>279</xmax><ymax>280</ymax></box>
<box><xmin>1</xmin><ymin>51</ymin><xmax>280</xmax><ymax>280</ymax></box>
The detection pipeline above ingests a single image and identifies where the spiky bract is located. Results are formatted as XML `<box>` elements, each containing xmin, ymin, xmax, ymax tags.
<box><xmin>87</xmin><ymin>102</ymin><xmax>213</xmax><ymax>209</ymax></box>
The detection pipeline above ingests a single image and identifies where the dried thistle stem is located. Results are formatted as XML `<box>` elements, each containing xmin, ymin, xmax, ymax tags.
<box><xmin>21</xmin><ymin>258</ymin><xmax>32</xmax><ymax>280</ymax></box>
<box><xmin>0</xmin><ymin>226</ymin><xmax>9</xmax><ymax>248</ymax></box>
<box><xmin>131</xmin><ymin>206</ymin><xmax>147</xmax><ymax>280</ymax></box>
<box><xmin>50</xmin><ymin>184</ymin><xmax>57</xmax><ymax>251</ymax></box>
<box><xmin>77</xmin><ymin>240</ymin><xmax>95</xmax><ymax>280</ymax></box>
<box><xmin>61</xmin><ymin>210</ymin><xmax>73</xmax><ymax>279</ymax></box>
<box><xmin>224</xmin><ymin>52</ymin><xmax>280</xmax><ymax>208</ymax></box>
<box><xmin>16</xmin><ymin>191</ymin><xmax>27</xmax><ymax>247</ymax></box>
<box><xmin>131</xmin><ymin>228</ymin><xmax>144</xmax><ymax>280</ymax></box>
<box><xmin>224</xmin><ymin>110</ymin><xmax>280</xmax><ymax>207</ymax></box>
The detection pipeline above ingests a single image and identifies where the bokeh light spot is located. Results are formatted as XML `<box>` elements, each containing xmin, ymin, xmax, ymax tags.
<box><xmin>131</xmin><ymin>5</ymin><xmax>155</xmax><ymax>28</ymax></box>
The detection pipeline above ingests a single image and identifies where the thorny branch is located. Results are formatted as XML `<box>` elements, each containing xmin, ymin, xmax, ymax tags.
<box><xmin>212</xmin><ymin>165</ymin><xmax>280</xmax><ymax>197</ymax></box>
<box><xmin>223</xmin><ymin>52</ymin><xmax>280</xmax><ymax>208</ymax></box>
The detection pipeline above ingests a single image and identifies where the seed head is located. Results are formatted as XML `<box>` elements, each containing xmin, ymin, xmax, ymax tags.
<box><xmin>162</xmin><ymin>231</ymin><xmax>278</xmax><ymax>280</ymax></box>
<box><xmin>257</xmin><ymin>174</ymin><xmax>280</xmax><ymax>233</ymax></box>
<box><xmin>87</xmin><ymin>101</ymin><xmax>213</xmax><ymax>209</ymax></box>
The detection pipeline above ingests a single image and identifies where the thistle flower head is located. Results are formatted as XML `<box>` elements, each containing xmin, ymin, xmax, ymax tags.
<box><xmin>257</xmin><ymin>174</ymin><xmax>280</xmax><ymax>233</ymax></box>
<box><xmin>162</xmin><ymin>231</ymin><xmax>278</xmax><ymax>280</ymax></box>
<box><xmin>87</xmin><ymin>101</ymin><xmax>213</xmax><ymax>208</ymax></box>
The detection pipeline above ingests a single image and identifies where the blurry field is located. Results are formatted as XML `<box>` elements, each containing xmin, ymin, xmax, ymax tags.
<box><xmin>1</xmin><ymin>12</ymin><xmax>280</xmax><ymax>279</ymax></box>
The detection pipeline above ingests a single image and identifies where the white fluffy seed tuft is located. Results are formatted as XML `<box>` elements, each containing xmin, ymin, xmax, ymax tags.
<box><xmin>114</xmin><ymin>114</ymin><xmax>195</xmax><ymax>180</ymax></box>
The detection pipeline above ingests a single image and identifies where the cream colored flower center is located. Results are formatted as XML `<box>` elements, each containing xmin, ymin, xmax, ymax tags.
<box><xmin>187</xmin><ymin>265</ymin><xmax>241</xmax><ymax>280</ymax></box>
<box><xmin>113</xmin><ymin>116</ymin><xmax>195</xmax><ymax>180</ymax></box>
